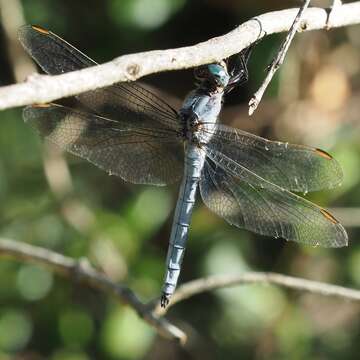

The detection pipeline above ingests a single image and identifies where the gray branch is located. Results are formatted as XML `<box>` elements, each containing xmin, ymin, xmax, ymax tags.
<box><xmin>0</xmin><ymin>2</ymin><xmax>360</xmax><ymax>110</ymax></box>
<box><xmin>167</xmin><ymin>272</ymin><xmax>360</xmax><ymax>309</ymax></box>
<box><xmin>248</xmin><ymin>0</ymin><xmax>311</xmax><ymax>115</ymax></box>
<box><xmin>0</xmin><ymin>238</ymin><xmax>187</xmax><ymax>344</ymax></box>
<box><xmin>2</xmin><ymin>238</ymin><xmax>359</xmax><ymax>340</ymax></box>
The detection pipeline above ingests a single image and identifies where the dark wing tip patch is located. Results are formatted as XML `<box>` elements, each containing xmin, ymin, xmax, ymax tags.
<box><xmin>315</xmin><ymin>148</ymin><xmax>333</xmax><ymax>160</ymax></box>
<box><xmin>320</xmin><ymin>208</ymin><xmax>339</xmax><ymax>224</ymax></box>
<box><xmin>31</xmin><ymin>25</ymin><xmax>49</xmax><ymax>34</ymax></box>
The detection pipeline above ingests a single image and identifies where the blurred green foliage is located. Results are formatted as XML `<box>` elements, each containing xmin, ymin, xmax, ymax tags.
<box><xmin>0</xmin><ymin>0</ymin><xmax>360</xmax><ymax>359</ymax></box>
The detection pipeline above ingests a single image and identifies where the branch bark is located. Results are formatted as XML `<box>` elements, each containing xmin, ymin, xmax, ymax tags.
<box><xmin>0</xmin><ymin>2</ymin><xmax>359</xmax><ymax>110</ymax></box>
<box><xmin>1</xmin><ymin>238</ymin><xmax>359</xmax><ymax>339</ymax></box>
<box><xmin>0</xmin><ymin>238</ymin><xmax>187</xmax><ymax>344</ymax></box>
<box><xmin>248</xmin><ymin>0</ymin><xmax>311</xmax><ymax>115</ymax></box>
<box><xmin>168</xmin><ymin>272</ymin><xmax>360</xmax><ymax>309</ymax></box>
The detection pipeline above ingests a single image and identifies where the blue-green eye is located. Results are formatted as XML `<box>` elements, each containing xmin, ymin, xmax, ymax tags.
<box><xmin>208</xmin><ymin>64</ymin><xmax>230</xmax><ymax>87</ymax></box>
<box><xmin>208</xmin><ymin>64</ymin><xmax>224</xmax><ymax>76</ymax></box>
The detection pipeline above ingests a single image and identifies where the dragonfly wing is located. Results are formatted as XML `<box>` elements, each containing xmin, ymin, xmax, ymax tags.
<box><xmin>18</xmin><ymin>25</ymin><xmax>181</xmax><ymax>132</ymax></box>
<box><xmin>200</xmin><ymin>124</ymin><xmax>343</xmax><ymax>193</ymax></box>
<box><xmin>23</xmin><ymin>103</ymin><xmax>184</xmax><ymax>185</ymax></box>
<box><xmin>77</xmin><ymin>83</ymin><xmax>181</xmax><ymax>132</ymax></box>
<box><xmin>200</xmin><ymin>147</ymin><xmax>348</xmax><ymax>247</ymax></box>
<box><xmin>18</xmin><ymin>24</ymin><xmax>95</xmax><ymax>72</ymax></box>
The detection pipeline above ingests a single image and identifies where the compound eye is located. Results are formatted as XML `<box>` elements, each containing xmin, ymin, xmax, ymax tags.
<box><xmin>194</xmin><ymin>66</ymin><xmax>208</xmax><ymax>79</ymax></box>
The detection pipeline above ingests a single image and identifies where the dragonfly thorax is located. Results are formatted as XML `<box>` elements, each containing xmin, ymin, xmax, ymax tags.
<box><xmin>180</xmin><ymin>89</ymin><xmax>224</xmax><ymax>146</ymax></box>
<box><xmin>182</xmin><ymin>113</ymin><xmax>203</xmax><ymax>144</ymax></box>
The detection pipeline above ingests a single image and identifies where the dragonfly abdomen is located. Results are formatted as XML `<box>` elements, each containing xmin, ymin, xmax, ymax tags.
<box><xmin>161</xmin><ymin>145</ymin><xmax>206</xmax><ymax>306</ymax></box>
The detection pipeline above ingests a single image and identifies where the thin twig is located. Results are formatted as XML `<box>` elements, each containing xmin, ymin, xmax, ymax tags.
<box><xmin>0</xmin><ymin>0</ymin><xmax>90</xmax><ymax>236</ymax></box>
<box><xmin>0</xmin><ymin>238</ymin><xmax>186</xmax><ymax>344</ymax></box>
<box><xmin>248</xmin><ymin>0</ymin><xmax>312</xmax><ymax>115</ymax></box>
<box><xmin>2</xmin><ymin>237</ymin><xmax>358</xmax><ymax>324</ymax></box>
<box><xmin>0</xmin><ymin>2</ymin><xmax>359</xmax><ymax>110</ymax></box>
<box><xmin>165</xmin><ymin>272</ymin><xmax>360</xmax><ymax>310</ymax></box>
<box><xmin>0</xmin><ymin>0</ymin><xmax>36</xmax><ymax>81</ymax></box>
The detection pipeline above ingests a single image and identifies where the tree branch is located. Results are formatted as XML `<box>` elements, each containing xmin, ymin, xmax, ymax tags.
<box><xmin>0</xmin><ymin>238</ymin><xmax>187</xmax><ymax>344</ymax></box>
<box><xmin>248</xmin><ymin>0</ymin><xmax>311</xmax><ymax>115</ymax></box>
<box><xmin>2</xmin><ymin>238</ymin><xmax>359</xmax><ymax>336</ymax></box>
<box><xmin>166</xmin><ymin>272</ymin><xmax>360</xmax><ymax>310</ymax></box>
<box><xmin>0</xmin><ymin>2</ymin><xmax>359</xmax><ymax>110</ymax></box>
<box><xmin>0</xmin><ymin>0</ymin><xmax>36</xmax><ymax>81</ymax></box>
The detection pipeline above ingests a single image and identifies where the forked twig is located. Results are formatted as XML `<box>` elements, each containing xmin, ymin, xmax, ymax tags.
<box><xmin>0</xmin><ymin>2</ymin><xmax>359</xmax><ymax>110</ymax></box>
<box><xmin>248</xmin><ymin>0</ymin><xmax>312</xmax><ymax>115</ymax></box>
<box><xmin>0</xmin><ymin>238</ymin><xmax>186</xmax><ymax>344</ymax></box>
<box><xmin>1</xmin><ymin>238</ymin><xmax>359</xmax><ymax>341</ymax></box>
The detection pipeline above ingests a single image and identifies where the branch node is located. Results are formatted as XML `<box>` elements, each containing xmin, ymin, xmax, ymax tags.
<box><xmin>126</xmin><ymin>63</ymin><xmax>141</xmax><ymax>79</ymax></box>
<box><xmin>299</xmin><ymin>20</ymin><xmax>308</xmax><ymax>31</ymax></box>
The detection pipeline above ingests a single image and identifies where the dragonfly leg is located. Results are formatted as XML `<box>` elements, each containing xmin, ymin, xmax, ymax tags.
<box><xmin>226</xmin><ymin>40</ymin><xmax>261</xmax><ymax>93</ymax></box>
<box><xmin>161</xmin><ymin>293</ymin><xmax>170</xmax><ymax>307</ymax></box>
<box><xmin>226</xmin><ymin>49</ymin><xmax>251</xmax><ymax>92</ymax></box>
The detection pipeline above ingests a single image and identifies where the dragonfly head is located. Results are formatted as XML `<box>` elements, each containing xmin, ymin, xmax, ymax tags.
<box><xmin>194</xmin><ymin>61</ymin><xmax>230</xmax><ymax>90</ymax></box>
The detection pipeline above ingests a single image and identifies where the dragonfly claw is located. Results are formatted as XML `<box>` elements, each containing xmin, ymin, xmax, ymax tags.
<box><xmin>160</xmin><ymin>293</ymin><xmax>170</xmax><ymax>308</ymax></box>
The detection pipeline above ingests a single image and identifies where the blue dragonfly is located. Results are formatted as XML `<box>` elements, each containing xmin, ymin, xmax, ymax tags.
<box><xmin>19</xmin><ymin>25</ymin><xmax>348</xmax><ymax>307</ymax></box>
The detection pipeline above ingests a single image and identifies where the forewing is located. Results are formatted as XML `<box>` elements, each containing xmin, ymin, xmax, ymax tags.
<box><xmin>23</xmin><ymin>104</ymin><xmax>183</xmax><ymax>185</ymax></box>
<box><xmin>200</xmin><ymin>148</ymin><xmax>348</xmax><ymax>247</ymax></box>
<box><xmin>18</xmin><ymin>24</ymin><xmax>95</xmax><ymax>72</ymax></box>
<box><xmin>18</xmin><ymin>25</ymin><xmax>181</xmax><ymax>132</ymax></box>
<box><xmin>200</xmin><ymin>124</ymin><xmax>343</xmax><ymax>192</ymax></box>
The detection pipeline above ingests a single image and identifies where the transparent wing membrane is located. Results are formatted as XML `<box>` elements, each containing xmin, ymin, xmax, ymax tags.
<box><xmin>18</xmin><ymin>25</ymin><xmax>95</xmax><ymax>72</ymax></box>
<box><xmin>200</xmin><ymin>148</ymin><xmax>348</xmax><ymax>247</ymax></box>
<box><xmin>18</xmin><ymin>25</ymin><xmax>180</xmax><ymax>131</ymax></box>
<box><xmin>19</xmin><ymin>25</ymin><xmax>183</xmax><ymax>185</ymax></box>
<box><xmin>200</xmin><ymin>124</ymin><xmax>343</xmax><ymax>193</ymax></box>
<box><xmin>24</xmin><ymin>104</ymin><xmax>183</xmax><ymax>185</ymax></box>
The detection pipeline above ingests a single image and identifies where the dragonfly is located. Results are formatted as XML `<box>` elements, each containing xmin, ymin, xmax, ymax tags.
<box><xmin>18</xmin><ymin>25</ymin><xmax>348</xmax><ymax>307</ymax></box>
